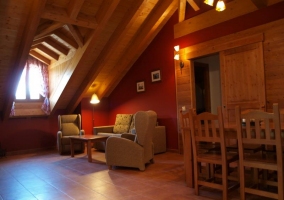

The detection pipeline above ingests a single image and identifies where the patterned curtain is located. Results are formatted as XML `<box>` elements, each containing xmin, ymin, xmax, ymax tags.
<box><xmin>28</xmin><ymin>56</ymin><xmax>51</xmax><ymax>115</ymax></box>
<box><xmin>10</xmin><ymin>56</ymin><xmax>50</xmax><ymax>116</ymax></box>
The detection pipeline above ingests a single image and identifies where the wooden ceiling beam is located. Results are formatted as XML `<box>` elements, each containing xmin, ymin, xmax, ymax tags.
<box><xmin>250</xmin><ymin>0</ymin><xmax>268</xmax><ymax>8</ymax></box>
<box><xmin>96</xmin><ymin>0</ymin><xmax>178</xmax><ymax>98</ymax></box>
<box><xmin>62</xmin><ymin>0</ymin><xmax>121</xmax><ymax>114</ymax></box>
<box><xmin>53</xmin><ymin>30</ymin><xmax>79</xmax><ymax>49</ymax></box>
<box><xmin>34</xmin><ymin>22</ymin><xmax>64</xmax><ymax>40</ymax></box>
<box><xmin>66</xmin><ymin>24</ymin><xmax>84</xmax><ymax>47</ymax></box>
<box><xmin>67</xmin><ymin>0</ymin><xmax>85</xmax><ymax>19</ymax></box>
<box><xmin>32</xmin><ymin>38</ymin><xmax>46</xmax><ymax>46</ymax></box>
<box><xmin>179</xmin><ymin>0</ymin><xmax>186</xmax><ymax>22</ymax></box>
<box><xmin>29</xmin><ymin>50</ymin><xmax>51</xmax><ymax>65</ymax></box>
<box><xmin>187</xmin><ymin>0</ymin><xmax>200</xmax><ymax>11</ymax></box>
<box><xmin>31</xmin><ymin>37</ymin><xmax>69</xmax><ymax>55</ymax></box>
<box><xmin>3</xmin><ymin>0</ymin><xmax>47</xmax><ymax>120</ymax></box>
<box><xmin>41</xmin><ymin>4</ymin><xmax>97</xmax><ymax>29</ymax></box>
<box><xmin>42</xmin><ymin>37</ymin><xmax>69</xmax><ymax>55</ymax></box>
<box><xmin>32</xmin><ymin>44</ymin><xmax>60</xmax><ymax>60</ymax></box>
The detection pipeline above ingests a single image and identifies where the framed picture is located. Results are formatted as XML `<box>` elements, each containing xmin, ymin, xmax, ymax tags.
<box><xmin>151</xmin><ymin>70</ymin><xmax>161</xmax><ymax>82</ymax></box>
<box><xmin>137</xmin><ymin>81</ymin><xmax>145</xmax><ymax>92</ymax></box>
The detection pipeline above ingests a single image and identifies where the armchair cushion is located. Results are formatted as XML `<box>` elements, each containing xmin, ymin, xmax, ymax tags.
<box><xmin>113</xmin><ymin>114</ymin><xmax>133</xmax><ymax>133</ymax></box>
<box><xmin>62</xmin><ymin>124</ymin><xmax>79</xmax><ymax>136</ymax></box>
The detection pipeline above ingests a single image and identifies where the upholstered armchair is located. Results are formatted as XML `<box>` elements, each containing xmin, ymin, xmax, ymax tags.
<box><xmin>105</xmin><ymin>110</ymin><xmax>157</xmax><ymax>171</ymax></box>
<box><xmin>57</xmin><ymin>114</ymin><xmax>85</xmax><ymax>155</ymax></box>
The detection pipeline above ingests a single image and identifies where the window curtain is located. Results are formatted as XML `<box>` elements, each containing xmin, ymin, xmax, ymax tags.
<box><xmin>10</xmin><ymin>56</ymin><xmax>51</xmax><ymax>116</ymax></box>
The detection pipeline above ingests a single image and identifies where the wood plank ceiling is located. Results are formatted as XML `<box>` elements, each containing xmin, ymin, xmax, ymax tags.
<box><xmin>0</xmin><ymin>0</ymin><xmax>278</xmax><ymax>119</ymax></box>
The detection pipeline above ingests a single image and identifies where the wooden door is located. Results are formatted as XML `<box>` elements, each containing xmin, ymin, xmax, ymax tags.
<box><xmin>220</xmin><ymin>42</ymin><xmax>266</xmax><ymax>127</ymax></box>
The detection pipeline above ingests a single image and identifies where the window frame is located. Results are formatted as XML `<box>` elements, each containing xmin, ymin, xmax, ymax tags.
<box><xmin>15</xmin><ymin>64</ymin><xmax>44</xmax><ymax>102</ymax></box>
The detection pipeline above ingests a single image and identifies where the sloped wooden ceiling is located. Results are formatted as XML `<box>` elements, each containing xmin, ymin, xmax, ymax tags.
<box><xmin>0</xmin><ymin>0</ymin><xmax>178</xmax><ymax>119</ymax></box>
<box><xmin>0</xmin><ymin>0</ymin><xmax>281</xmax><ymax>119</ymax></box>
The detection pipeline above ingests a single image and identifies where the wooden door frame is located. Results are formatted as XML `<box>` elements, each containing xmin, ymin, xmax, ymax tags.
<box><xmin>183</xmin><ymin>34</ymin><xmax>264</xmax><ymax>100</ymax></box>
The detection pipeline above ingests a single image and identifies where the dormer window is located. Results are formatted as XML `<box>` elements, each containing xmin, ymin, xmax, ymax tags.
<box><xmin>15</xmin><ymin>65</ymin><xmax>42</xmax><ymax>100</ymax></box>
<box><xmin>10</xmin><ymin>56</ymin><xmax>50</xmax><ymax>117</ymax></box>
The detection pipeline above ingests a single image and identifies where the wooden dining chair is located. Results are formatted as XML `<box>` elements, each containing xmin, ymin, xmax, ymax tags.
<box><xmin>189</xmin><ymin>107</ymin><xmax>239</xmax><ymax>200</ymax></box>
<box><xmin>179</xmin><ymin>109</ymin><xmax>194</xmax><ymax>187</ymax></box>
<box><xmin>235</xmin><ymin>103</ymin><xmax>284</xmax><ymax>200</ymax></box>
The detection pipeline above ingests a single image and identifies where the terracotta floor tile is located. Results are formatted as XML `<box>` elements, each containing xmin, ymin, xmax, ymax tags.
<box><xmin>0</xmin><ymin>149</ymin><xmax>275</xmax><ymax>200</ymax></box>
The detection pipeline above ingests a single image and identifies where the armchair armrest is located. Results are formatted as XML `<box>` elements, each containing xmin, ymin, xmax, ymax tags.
<box><xmin>121</xmin><ymin>133</ymin><xmax>136</xmax><ymax>141</ymax></box>
<box><xmin>93</xmin><ymin>126</ymin><xmax>114</xmax><ymax>135</ymax></box>
<box><xmin>57</xmin><ymin>131</ymin><xmax>62</xmax><ymax>138</ymax></box>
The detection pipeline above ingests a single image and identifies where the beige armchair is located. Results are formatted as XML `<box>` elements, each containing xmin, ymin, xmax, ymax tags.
<box><xmin>57</xmin><ymin>114</ymin><xmax>85</xmax><ymax>155</ymax></box>
<box><xmin>105</xmin><ymin>110</ymin><xmax>157</xmax><ymax>171</ymax></box>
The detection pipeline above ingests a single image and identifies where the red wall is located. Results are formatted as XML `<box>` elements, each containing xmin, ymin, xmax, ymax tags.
<box><xmin>81</xmin><ymin>97</ymin><xmax>109</xmax><ymax>134</ymax></box>
<box><xmin>0</xmin><ymin>113</ymin><xmax>59</xmax><ymax>152</ymax></box>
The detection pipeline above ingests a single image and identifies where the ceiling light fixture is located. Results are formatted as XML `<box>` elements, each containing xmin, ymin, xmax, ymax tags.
<box><xmin>204</xmin><ymin>0</ymin><xmax>226</xmax><ymax>12</ymax></box>
<box><xmin>216</xmin><ymin>0</ymin><xmax>226</xmax><ymax>11</ymax></box>
<box><xmin>204</xmin><ymin>0</ymin><xmax>214</xmax><ymax>6</ymax></box>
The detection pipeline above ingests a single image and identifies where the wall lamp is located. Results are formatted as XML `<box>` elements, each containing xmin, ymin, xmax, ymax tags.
<box><xmin>174</xmin><ymin>45</ymin><xmax>184</xmax><ymax>69</ymax></box>
<box><xmin>204</xmin><ymin>0</ymin><xmax>226</xmax><ymax>12</ymax></box>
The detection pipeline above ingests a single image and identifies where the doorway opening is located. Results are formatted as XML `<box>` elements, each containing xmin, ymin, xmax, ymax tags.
<box><xmin>193</xmin><ymin>54</ymin><xmax>221</xmax><ymax>115</ymax></box>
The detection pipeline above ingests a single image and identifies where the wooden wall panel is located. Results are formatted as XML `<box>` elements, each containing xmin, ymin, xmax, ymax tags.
<box><xmin>176</xmin><ymin>18</ymin><xmax>284</xmax><ymax>111</ymax></box>
<box><xmin>175</xmin><ymin>18</ymin><xmax>284</xmax><ymax>151</ymax></box>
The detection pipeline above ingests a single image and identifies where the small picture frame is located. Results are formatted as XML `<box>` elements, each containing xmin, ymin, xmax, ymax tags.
<box><xmin>137</xmin><ymin>81</ymin><xmax>145</xmax><ymax>92</ymax></box>
<box><xmin>151</xmin><ymin>70</ymin><xmax>161</xmax><ymax>82</ymax></box>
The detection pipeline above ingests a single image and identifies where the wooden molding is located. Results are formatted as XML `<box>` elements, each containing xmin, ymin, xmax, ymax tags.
<box><xmin>185</xmin><ymin>33</ymin><xmax>264</xmax><ymax>60</ymax></box>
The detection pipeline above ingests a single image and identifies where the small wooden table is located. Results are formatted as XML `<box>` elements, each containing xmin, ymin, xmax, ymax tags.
<box><xmin>69</xmin><ymin>135</ymin><xmax>108</xmax><ymax>162</ymax></box>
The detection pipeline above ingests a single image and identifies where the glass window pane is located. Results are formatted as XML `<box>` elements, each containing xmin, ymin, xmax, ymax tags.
<box><xmin>29</xmin><ymin>67</ymin><xmax>40</xmax><ymax>99</ymax></box>
<box><xmin>15</xmin><ymin>68</ymin><xmax>26</xmax><ymax>99</ymax></box>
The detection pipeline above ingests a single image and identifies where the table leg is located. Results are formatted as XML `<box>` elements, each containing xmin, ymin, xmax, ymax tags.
<box><xmin>87</xmin><ymin>140</ymin><xmax>92</xmax><ymax>162</ymax></box>
<box><xmin>70</xmin><ymin>138</ymin><xmax>74</xmax><ymax>157</ymax></box>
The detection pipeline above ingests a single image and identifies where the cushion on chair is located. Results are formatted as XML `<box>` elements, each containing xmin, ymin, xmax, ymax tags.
<box><xmin>113</xmin><ymin>114</ymin><xmax>133</xmax><ymax>133</ymax></box>
<box><xmin>62</xmin><ymin>123</ymin><xmax>80</xmax><ymax>136</ymax></box>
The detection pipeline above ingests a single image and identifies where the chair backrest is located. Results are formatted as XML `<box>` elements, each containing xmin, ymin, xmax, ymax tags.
<box><xmin>180</xmin><ymin>110</ymin><xmax>191</xmax><ymax>129</ymax></box>
<box><xmin>235</xmin><ymin>103</ymin><xmax>283</xmax><ymax>158</ymax></box>
<box><xmin>190</xmin><ymin>107</ymin><xmax>227</xmax><ymax>159</ymax></box>
<box><xmin>179</xmin><ymin>109</ymin><xmax>195</xmax><ymax>143</ymax></box>
<box><xmin>58</xmin><ymin>114</ymin><xmax>81</xmax><ymax>136</ymax></box>
<box><xmin>134</xmin><ymin>110</ymin><xmax>157</xmax><ymax>148</ymax></box>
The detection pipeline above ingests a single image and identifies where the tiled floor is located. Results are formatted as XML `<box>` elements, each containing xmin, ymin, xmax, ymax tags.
<box><xmin>0</xmin><ymin>150</ymin><xmax>273</xmax><ymax>200</ymax></box>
